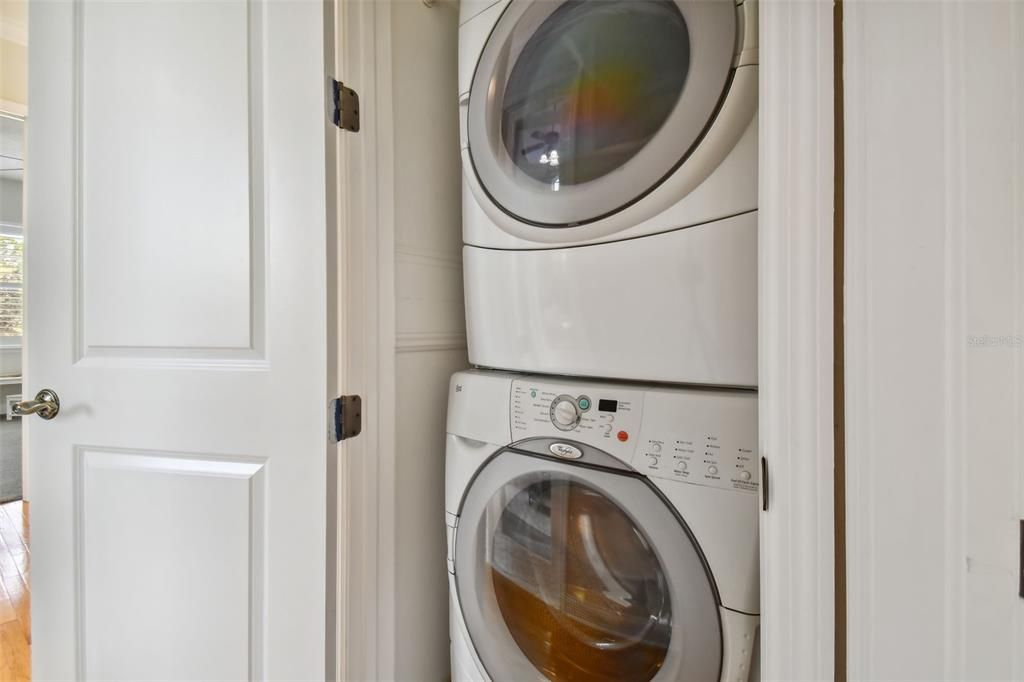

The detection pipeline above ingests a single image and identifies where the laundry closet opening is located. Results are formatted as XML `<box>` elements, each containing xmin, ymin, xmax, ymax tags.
<box><xmin>333</xmin><ymin>0</ymin><xmax>770</xmax><ymax>680</ymax></box>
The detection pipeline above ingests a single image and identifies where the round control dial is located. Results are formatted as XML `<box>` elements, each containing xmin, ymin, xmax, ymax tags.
<box><xmin>550</xmin><ymin>395</ymin><xmax>581</xmax><ymax>431</ymax></box>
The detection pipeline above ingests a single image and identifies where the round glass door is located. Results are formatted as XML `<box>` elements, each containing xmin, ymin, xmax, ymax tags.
<box><xmin>502</xmin><ymin>1</ymin><xmax>689</xmax><ymax>189</ymax></box>
<box><xmin>468</xmin><ymin>0</ymin><xmax>737</xmax><ymax>227</ymax></box>
<box><xmin>490</xmin><ymin>477</ymin><xmax>672</xmax><ymax>680</ymax></box>
<box><xmin>454</xmin><ymin>452</ymin><xmax>722</xmax><ymax>681</ymax></box>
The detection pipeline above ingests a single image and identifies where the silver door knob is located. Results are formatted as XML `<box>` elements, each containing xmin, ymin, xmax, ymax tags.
<box><xmin>13</xmin><ymin>389</ymin><xmax>60</xmax><ymax>420</ymax></box>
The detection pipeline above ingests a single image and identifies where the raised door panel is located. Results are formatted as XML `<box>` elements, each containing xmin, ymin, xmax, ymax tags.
<box><xmin>79</xmin><ymin>449</ymin><xmax>265</xmax><ymax>680</ymax></box>
<box><xmin>77</xmin><ymin>0</ymin><xmax>263</xmax><ymax>360</ymax></box>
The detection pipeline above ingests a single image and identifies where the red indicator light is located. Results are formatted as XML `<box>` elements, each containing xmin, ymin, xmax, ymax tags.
<box><xmin>617</xmin><ymin>430</ymin><xmax>629</xmax><ymax>442</ymax></box>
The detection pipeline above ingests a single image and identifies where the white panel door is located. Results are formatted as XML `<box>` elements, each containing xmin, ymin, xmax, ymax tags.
<box><xmin>26</xmin><ymin>0</ymin><xmax>329</xmax><ymax>679</ymax></box>
<box><xmin>845</xmin><ymin>1</ymin><xmax>1024</xmax><ymax>679</ymax></box>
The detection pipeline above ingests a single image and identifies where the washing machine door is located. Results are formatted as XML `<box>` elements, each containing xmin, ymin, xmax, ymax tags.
<box><xmin>468</xmin><ymin>0</ymin><xmax>738</xmax><ymax>228</ymax></box>
<box><xmin>454</xmin><ymin>449</ymin><xmax>722</xmax><ymax>681</ymax></box>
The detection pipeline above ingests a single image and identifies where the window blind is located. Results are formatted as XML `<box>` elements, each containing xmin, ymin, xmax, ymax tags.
<box><xmin>0</xmin><ymin>234</ymin><xmax>23</xmax><ymax>338</ymax></box>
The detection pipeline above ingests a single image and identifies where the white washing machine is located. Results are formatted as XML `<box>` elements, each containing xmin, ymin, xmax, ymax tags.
<box><xmin>445</xmin><ymin>370</ymin><xmax>760</xmax><ymax>681</ymax></box>
<box><xmin>458</xmin><ymin>0</ymin><xmax>759</xmax><ymax>387</ymax></box>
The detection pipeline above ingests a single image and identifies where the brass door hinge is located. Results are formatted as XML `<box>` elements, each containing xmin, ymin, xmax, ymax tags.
<box><xmin>332</xmin><ymin>80</ymin><xmax>360</xmax><ymax>133</ymax></box>
<box><xmin>329</xmin><ymin>395</ymin><xmax>362</xmax><ymax>443</ymax></box>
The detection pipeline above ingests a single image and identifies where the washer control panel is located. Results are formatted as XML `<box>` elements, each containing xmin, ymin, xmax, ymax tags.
<box><xmin>633</xmin><ymin>387</ymin><xmax>758</xmax><ymax>494</ymax></box>
<box><xmin>512</xmin><ymin>379</ymin><xmax>643</xmax><ymax>464</ymax></box>
<box><xmin>509</xmin><ymin>376</ymin><xmax>758</xmax><ymax>495</ymax></box>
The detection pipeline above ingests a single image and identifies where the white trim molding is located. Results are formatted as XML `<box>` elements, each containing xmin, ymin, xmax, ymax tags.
<box><xmin>396</xmin><ymin>331</ymin><xmax>467</xmax><ymax>354</ymax></box>
<box><xmin>758</xmin><ymin>1</ymin><xmax>836</xmax><ymax>680</ymax></box>
<box><xmin>0</xmin><ymin>101</ymin><xmax>27</xmax><ymax>118</ymax></box>
<box><xmin>332</xmin><ymin>0</ymin><xmax>396</xmax><ymax>679</ymax></box>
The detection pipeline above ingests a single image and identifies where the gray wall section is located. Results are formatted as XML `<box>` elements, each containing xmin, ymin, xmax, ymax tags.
<box><xmin>390</xmin><ymin>0</ymin><xmax>467</xmax><ymax>679</ymax></box>
<box><xmin>0</xmin><ymin>178</ymin><xmax>23</xmax><ymax>226</ymax></box>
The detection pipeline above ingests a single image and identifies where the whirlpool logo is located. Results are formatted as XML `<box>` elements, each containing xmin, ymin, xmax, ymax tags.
<box><xmin>549</xmin><ymin>443</ymin><xmax>583</xmax><ymax>460</ymax></box>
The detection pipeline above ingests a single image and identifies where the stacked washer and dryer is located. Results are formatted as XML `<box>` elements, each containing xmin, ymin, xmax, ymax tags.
<box><xmin>445</xmin><ymin>0</ymin><xmax>761</xmax><ymax>680</ymax></box>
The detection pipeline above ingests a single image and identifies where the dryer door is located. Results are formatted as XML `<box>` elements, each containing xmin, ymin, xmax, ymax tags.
<box><xmin>467</xmin><ymin>0</ymin><xmax>738</xmax><ymax>229</ymax></box>
<box><xmin>454</xmin><ymin>450</ymin><xmax>722</xmax><ymax>681</ymax></box>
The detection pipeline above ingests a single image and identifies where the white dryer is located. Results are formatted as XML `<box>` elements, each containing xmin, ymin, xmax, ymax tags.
<box><xmin>445</xmin><ymin>370</ymin><xmax>760</xmax><ymax>681</ymax></box>
<box><xmin>458</xmin><ymin>0</ymin><xmax>759</xmax><ymax>386</ymax></box>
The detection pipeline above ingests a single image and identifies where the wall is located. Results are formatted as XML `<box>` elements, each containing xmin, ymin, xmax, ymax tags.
<box><xmin>0</xmin><ymin>0</ymin><xmax>27</xmax><ymax>112</ymax></box>
<box><xmin>0</xmin><ymin>177</ymin><xmax>22</xmax><ymax>224</ymax></box>
<box><xmin>389</xmin><ymin>1</ymin><xmax>467</xmax><ymax>679</ymax></box>
<box><xmin>845</xmin><ymin>1</ymin><xmax>1024</xmax><ymax>678</ymax></box>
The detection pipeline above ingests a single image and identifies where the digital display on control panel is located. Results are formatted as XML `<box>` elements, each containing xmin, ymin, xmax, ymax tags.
<box><xmin>598</xmin><ymin>399</ymin><xmax>618</xmax><ymax>413</ymax></box>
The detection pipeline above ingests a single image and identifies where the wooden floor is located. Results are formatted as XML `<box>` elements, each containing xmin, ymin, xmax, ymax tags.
<box><xmin>0</xmin><ymin>501</ymin><xmax>29</xmax><ymax>681</ymax></box>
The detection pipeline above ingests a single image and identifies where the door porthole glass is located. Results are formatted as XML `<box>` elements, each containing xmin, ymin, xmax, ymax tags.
<box><xmin>488</xmin><ymin>475</ymin><xmax>672</xmax><ymax>681</ymax></box>
<box><xmin>454</xmin><ymin>453</ymin><xmax>724</xmax><ymax>681</ymax></box>
<box><xmin>502</xmin><ymin>0</ymin><xmax>690</xmax><ymax>190</ymax></box>
<box><xmin>468</xmin><ymin>0</ymin><xmax>738</xmax><ymax>227</ymax></box>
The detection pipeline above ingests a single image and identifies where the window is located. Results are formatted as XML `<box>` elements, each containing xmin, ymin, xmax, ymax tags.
<box><xmin>0</xmin><ymin>230</ymin><xmax>22</xmax><ymax>344</ymax></box>
<box><xmin>1</xmin><ymin>114</ymin><xmax>24</xmax><ymax>348</ymax></box>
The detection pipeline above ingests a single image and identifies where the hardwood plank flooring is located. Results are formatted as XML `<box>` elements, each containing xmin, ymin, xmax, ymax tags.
<box><xmin>0</xmin><ymin>501</ymin><xmax>29</xmax><ymax>681</ymax></box>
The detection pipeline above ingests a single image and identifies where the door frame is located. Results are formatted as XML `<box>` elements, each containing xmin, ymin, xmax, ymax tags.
<box><xmin>332</xmin><ymin>0</ymin><xmax>840</xmax><ymax>680</ymax></box>
<box><xmin>758</xmin><ymin>1</ymin><xmax>838</xmax><ymax>679</ymax></box>
<box><xmin>331</xmin><ymin>0</ymin><xmax>398</xmax><ymax>679</ymax></box>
